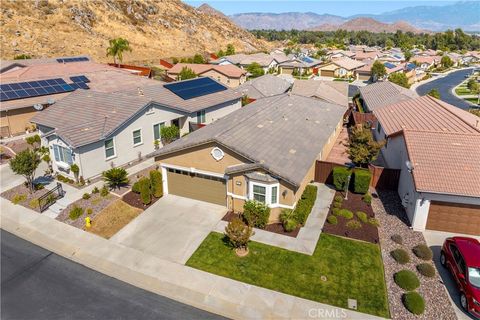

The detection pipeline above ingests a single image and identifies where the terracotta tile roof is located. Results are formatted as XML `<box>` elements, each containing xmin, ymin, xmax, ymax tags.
<box><xmin>167</xmin><ymin>63</ymin><xmax>246</xmax><ymax>78</ymax></box>
<box><xmin>411</xmin><ymin>55</ymin><xmax>440</xmax><ymax>65</ymax></box>
<box><xmin>330</xmin><ymin>57</ymin><xmax>365</xmax><ymax>70</ymax></box>
<box><xmin>404</xmin><ymin>130</ymin><xmax>480</xmax><ymax>197</ymax></box>
<box><xmin>291</xmin><ymin>80</ymin><xmax>348</xmax><ymax>107</ymax></box>
<box><xmin>374</xmin><ymin>95</ymin><xmax>480</xmax><ymax>136</ymax></box>
<box><xmin>354</xmin><ymin>51</ymin><xmax>380</xmax><ymax>61</ymax></box>
<box><xmin>359</xmin><ymin>81</ymin><xmax>419</xmax><ymax>111</ymax></box>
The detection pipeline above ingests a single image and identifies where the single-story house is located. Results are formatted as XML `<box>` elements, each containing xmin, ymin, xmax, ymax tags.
<box><xmin>236</xmin><ymin>74</ymin><xmax>292</xmax><ymax>101</ymax></box>
<box><xmin>411</xmin><ymin>55</ymin><xmax>441</xmax><ymax>71</ymax></box>
<box><xmin>211</xmin><ymin>53</ymin><xmax>279</xmax><ymax>74</ymax></box>
<box><xmin>353</xmin><ymin>50</ymin><xmax>380</xmax><ymax>62</ymax></box>
<box><xmin>277</xmin><ymin>57</ymin><xmax>322</xmax><ymax>76</ymax></box>
<box><xmin>357</xmin><ymin>81</ymin><xmax>419</xmax><ymax>113</ymax></box>
<box><xmin>317</xmin><ymin>57</ymin><xmax>365</xmax><ymax>79</ymax></box>
<box><xmin>373</xmin><ymin>95</ymin><xmax>480</xmax><ymax>235</ymax></box>
<box><xmin>150</xmin><ymin>93</ymin><xmax>346</xmax><ymax>221</ymax></box>
<box><xmin>291</xmin><ymin>80</ymin><xmax>349</xmax><ymax>107</ymax></box>
<box><xmin>166</xmin><ymin>63</ymin><xmax>246</xmax><ymax>88</ymax></box>
<box><xmin>31</xmin><ymin>77</ymin><xmax>242</xmax><ymax>180</ymax></box>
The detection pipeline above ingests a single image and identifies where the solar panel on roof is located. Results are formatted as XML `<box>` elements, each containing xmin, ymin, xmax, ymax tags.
<box><xmin>384</xmin><ymin>62</ymin><xmax>396</xmax><ymax>69</ymax></box>
<box><xmin>164</xmin><ymin>77</ymin><xmax>227</xmax><ymax>100</ymax></box>
<box><xmin>302</xmin><ymin>57</ymin><xmax>314</xmax><ymax>63</ymax></box>
<box><xmin>56</xmin><ymin>57</ymin><xmax>89</xmax><ymax>63</ymax></box>
<box><xmin>70</xmin><ymin>75</ymin><xmax>90</xmax><ymax>83</ymax></box>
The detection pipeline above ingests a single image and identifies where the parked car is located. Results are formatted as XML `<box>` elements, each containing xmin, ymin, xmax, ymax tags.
<box><xmin>441</xmin><ymin>237</ymin><xmax>480</xmax><ymax>319</ymax></box>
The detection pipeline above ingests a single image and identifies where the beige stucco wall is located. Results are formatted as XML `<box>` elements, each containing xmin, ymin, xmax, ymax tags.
<box><xmin>200</xmin><ymin>70</ymin><xmax>245</xmax><ymax>88</ymax></box>
<box><xmin>1</xmin><ymin>107</ymin><xmax>38</xmax><ymax>136</ymax></box>
<box><xmin>320</xmin><ymin>119</ymin><xmax>344</xmax><ymax>161</ymax></box>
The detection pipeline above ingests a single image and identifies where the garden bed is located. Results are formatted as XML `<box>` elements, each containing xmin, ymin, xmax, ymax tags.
<box><xmin>122</xmin><ymin>190</ymin><xmax>160</xmax><ymax>210</ymax></box>
<box><xmin>322</xmin><ymin>191</ymin><xmax>379</xmax><ymax>244</ymax></box>
<box><xmin>3</xmin><ymin>139</ymin><xmax>30</xmax><ymax>154</ymax></box>
<box><xmin>56</xmin><ymin>192</ymin><xmax>118</xmax><ymax>228</ymax></box>
<box><xmin>222</xmin><ymin>211</ymin><xmax>300</xmax><ymax>238</ymax></box>
<box><xmin>1</xmin><ymin>183</ymin><xmax>50</xmax><ymax>212</ymax></box>
<box><xmin>87</xmin><ymin>200</ymin><xmax>142</xmax><ymax>238</ymax></box>
<box><xmin>111</xmin><ymin>165</ymin><xmax>158</xmax><ymax>196</ymax></box>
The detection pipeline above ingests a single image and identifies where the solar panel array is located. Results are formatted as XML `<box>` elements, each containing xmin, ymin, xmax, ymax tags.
<box><xmin>0</xmin><ymin>76</ymin><xmax>90</xmax><ymax>102</ymax></box>
<box><xmin>57</xmin><ymin>57</ymin><xmax>89</xmax><ymax>63</ymax></box>
<box><xmin>70</xmin><ymin>75</ymin><xmax>90</xmax><ymax>83</ymax></box>
<box><xmin>301</xmin><ymin>57</ymin><xmax>315</xmax><ymax>64</ymax></box>
<box><xmin>164</xmin><ymin>77</ymin><xmax>227</xmax><ymax>100</ymax></box>
<box><xmin>384</xmin><ymin>62</ymin><xmax>397</xmax><ymax>69</ymax></box>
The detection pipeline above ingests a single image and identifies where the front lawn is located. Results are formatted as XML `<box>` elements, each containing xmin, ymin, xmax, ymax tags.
<box><xmin>187</xmin><ymin>232</ymin><xmax>389</xmax><ymax>318</ymax></box>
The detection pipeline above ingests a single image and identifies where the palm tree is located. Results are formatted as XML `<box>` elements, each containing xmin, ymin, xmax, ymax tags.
<box><xmin>106</xmin><ymin>38</ymin><xmax>132</xmax><ymax>66</ymax></box>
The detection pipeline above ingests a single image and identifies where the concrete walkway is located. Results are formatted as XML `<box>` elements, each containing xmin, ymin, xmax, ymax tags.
<box><xmin>214</xmin><ymin>183</ymin><xmax>335</xmax><ymax>255</ymax></box>
<box><xmin>0</xmin><ymin>195</ymin><xmax>383</xmax><ymax>320</ymax></box>
<box><xmin>111</xmin><ymin>195</ymin><xmax>227</xmax><ymax>264</ymax></box>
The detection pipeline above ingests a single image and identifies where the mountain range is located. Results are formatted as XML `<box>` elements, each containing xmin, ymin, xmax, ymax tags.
<box><xmin>229</xmin><ymin>1</ymin><xmax>480</xmax><ymax>32</ymax></box>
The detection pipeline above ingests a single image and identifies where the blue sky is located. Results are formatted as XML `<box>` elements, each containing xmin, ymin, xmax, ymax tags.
<box><xmin>183</xmin><ymin>1</ymin><xmax>457</xmax><ymax>16</ymax></box>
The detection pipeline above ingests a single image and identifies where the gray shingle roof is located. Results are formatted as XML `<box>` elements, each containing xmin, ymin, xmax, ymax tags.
<box><xmin>359</xmin><ymin>81</ymin><xmax>419</xmax><ymax>111</ymax></box>
<box><xmin>237</xmin><ymin>74</ymin><xmax>291</xmax><ymax>100</ymax></box>
<box><xmin>150</xmin><ymin>94</ymin><xmax>345</xmax><ymax>187</ymax></box>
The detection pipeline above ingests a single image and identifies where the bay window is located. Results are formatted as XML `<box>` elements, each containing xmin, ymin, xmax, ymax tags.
<box><xmin>249</xmin><ymin>181</ymin><xmax>280</xmax><ymax>206</ymax></box>
<box><xmin>53</xmin><ymin>144</ymin><xmax>73</xmax><ymax>165</ymax></box>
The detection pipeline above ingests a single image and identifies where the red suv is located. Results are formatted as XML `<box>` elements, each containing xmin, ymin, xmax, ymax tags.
<box><xmin>441</xmin><ymin>237</ymin><xmax>480</xmax><ymax>319</ymax></box>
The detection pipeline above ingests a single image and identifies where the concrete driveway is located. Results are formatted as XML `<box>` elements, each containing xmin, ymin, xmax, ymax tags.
<box><xmin>423</xmin><ymin>230</ymin><xmax>480</xmax><ymax>320</ymax></box>
<box><xmin>110</xmin><ymin>195</ymin><xmax>227</xmax><ymax>264</ymax></box>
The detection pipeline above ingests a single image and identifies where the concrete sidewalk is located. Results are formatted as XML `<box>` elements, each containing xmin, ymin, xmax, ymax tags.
<box><xmin>0</xmin><ymin>199</ymin><xmax>383</xmax><ymax>320</ymax></box>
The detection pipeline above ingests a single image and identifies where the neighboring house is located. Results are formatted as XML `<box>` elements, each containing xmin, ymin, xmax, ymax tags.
<box><xmin>411</xmin><ymin>55</ymin><xmax>440</xmax><ymax>71</ymax></box>
<box><xmin>278</xmin><ymin>57</ymin><xmax>322</xmax><ymax>76</ymax></box>
<box><xmin>236</xmin><ymin>74</ymin><xmax>292</xmax><ymax>101</ymax></box>
<box><xmin>166</xmin><ymin>63</ymin><xmax>246</xmax><ymax>87</ymax></box>
<box><xmin>373</xmin><ymin>95</ymin><xmax>480</xmax><ymax>235</ymax></box>
<box><xmin>150</xmin><ymin>94</ymin><xmax>346</xmax><ymax>221</ymax></box>
<box><xmin>317</xmin><ymin>57</ymin><xmax>365</xmax><ymax>79</ymax></box>
<box><xmin>357</xmin><ymin>81</ymin><xmax>419</xmax><ymax>113</ymax></box>
<box><xmin>353</xmin><ymin>50</ymin><xmax>380</xmax><ymax>62</ymax></box>
<box><xmin>211</xmin><ymin>53</ymin><xmax>278</xmax><ymax>74</ymax></box>
<box><xmin>326</xmin><ymin>50</ymin><xmax>356</xmax><ymax>61</ymax></box>
<box><xmin>269</xmin><ymin>51</ymin><xmax>290</xmax><ymax>64</ymax></box>
<box><xmin>0</xmin><ymin>57</ymin><xmax>155</xmax><ymax>137</ymax></box>
<box><xmin>31</xmin><ymin>77</ymin><xmax>242</xmax><ymax>180</ymax></box>
<box><xmin>291</xmin><ymin>80</ymin><xmax>349</xmax><ymax>107</ymax></box>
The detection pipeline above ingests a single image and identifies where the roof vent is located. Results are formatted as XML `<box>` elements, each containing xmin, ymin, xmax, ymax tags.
<box><xmin>137</xmin><ymin>87</ymin><xmax>144</xmax><ymax>96</ymax></box>
<box><xmin>289</xmin><ymin>149</ymin><xmax>296</xmax><ymax>154</ymax></box>
<box><xmin>257</xmin><ymin>124</ymin><xmax>263</xmax><ymax>128</ymax></box>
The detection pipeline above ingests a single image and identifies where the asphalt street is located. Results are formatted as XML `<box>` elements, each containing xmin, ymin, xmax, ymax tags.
<box><xmin>1</xmin><ymin>230</ymin><xmax>226</xmax><ymax>320</ymax></box>
<box><xmin>416</xmin><ymin>68</ymin><xmax>477</xmax><ymax>109</ymax></box>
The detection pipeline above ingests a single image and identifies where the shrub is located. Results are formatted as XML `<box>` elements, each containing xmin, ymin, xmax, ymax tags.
<box><xmin>403</xmin><ymin>292</ymin><xmax>425</xmax><ymax>315</ymax></box>
<box><xmin>391</xmin><ymin>234</ymin><xmax>403</xmax><ymax>245</ymax></box>
<box><xmin>332</xmin><ymin>207</ymin><xmax>340</xmax><ymax>215</ymax></box>
<box><xmin>137</xmin><ymin>177</ymin><xmax>151</xmax><ymax>205</ymax></box>
<box><xmin>160</xmin><ymin>125</ymin><xmax>180</xmax><ymax>144</ymax></box>
<box><xmin>327</xmin><ymin>215</ymin><xmax>338</xmax><ymax>225</ymax></box>
<box><xmin>394</xmin><ymin>270</ymin><xmax>420</xmax><ymax>290</ymax></box>
<box><xmin>334</xmin><ymin>195</ymin><xmax>343</xmax><ymax>203</ymax></box>
<box><xmin>82</xmin><ymin>193</ymin><xmax>91</xmax><ymax>200</ymax></box>
<box><xmin>34</xmin><ymin>183</ymin><xmax>45</xmax><ymax>190</ymax></box>
<box><xmin>132</xmin><ymin>181</ymin><xmax>140</xmax><ymax>193</ymax></box>
<box><xmin>417</xmin><ymin>263</ymin><xmax>436</xmax><ymax>277</ymax></box>
<box><xmin>12</xmin><ymin>193</ymin><xmax>27</xmax><ymax>204</ymax></box>
<box><xmin>224</xmin><ymin>218</ymin><xmax>253</xmax><ymax>249</ymax></box>
<box><xmin>69</xmin><ymin>206</ymin><xmax>84</xmax><ymax>220</ymax></box>
<box><xmin>280</xmin><ymin>209</ymin><xmax>297</xmax><ymax>232</ymax></box>
<box><xmin>102</xmin><ymin>167</ymin><xmax>129</xmax><ymax>189</ymax></box>
<box><xmin>292</xmin><ymin>185</ymin><xmax>317</xmax><ymax>225</ymax></box>
<box><xmin>243</xmin><ymin>200</ymin><xmax>270</xmax><ymax>229</ymax></box>
<box><xmin>29</xmin><ymin>198</ymin><xmax>39</xmax><ymax>209</ymax></box>
<box><xmin>338</xmin><ymin>209</ymin><xmax>353</xmax><ymax>219</ymax></box>
<box><xmin>362</xmin><ymin>193</ymin><xmax>372</xmax><ymax>205</ymax></box>
<box><xmin>391</xmin><ymin>249</ymin><xmax>410</xmax><ymax>264</ymax></box>
<box><xmin>332</xmin><ymin>167</ymin><xmax>351</xmax><ymax>191</ymax></box>
<box><xmin>346</xmin><ymin>220</ymin><xmax>362</xmax><ymax>229</ymax></box>
<box><xmin>356</xmin><ymin>211</ymin><xmax>368</xmax><ymax>223</ymax></box>
<box><xmin>412</xmin><ymin>244</ymin><xmax>433</xmax><ymax>261</ymax></box>
<box><xmin>86</xmin><ymin>208</ymin><xmax>93</xmax><ymax>215</ymax></box>
<box><xmin>70</xmin><ymin>163</ymin><xmax>80</xmax><ymax>182</ymax></box>
<box><xmin>92</xmin><ymin>186</ymin><xmax>99</xmax><ymax>194</ymax></box>
<box><xmin>332</xmin><ymin>201</ymin><xmax>342</xmax><ymax>208</ymax></box>
<box><xmin>283</xmin><ymin>219</ymin><xmax>298</xmax><ymax>232</ymax></box>
<box><xmin>149</xmin><ymin>170</ymin><xmax>163</xmax><ymax>198</ymax></box>
<box><xmin>353</xmin><ymin>169</ymin><xmax>371</xmax><ymax>194</ymax></box>
<box><xmin>368</xmin><ymin>217</ymin><xmax>380</xmax><ymax>227</ymax></box>
<box><xmin>79</xmin><ymin>176</ymin><xmax>85</xmax><ymax>186</ymax></box>
<box><xmin>100</xmin><ymin>185</ymin><xmax>109</xmax><ymax>197</ymax></box>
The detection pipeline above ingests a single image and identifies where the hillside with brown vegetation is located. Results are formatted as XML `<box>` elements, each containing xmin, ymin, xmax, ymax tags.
<box><xmin>0</xmin><ymin>0</ymin><xmax>267</xmax><ymax>62</ymax></box>
<box><xmin>310</xmin><ymin>18</ymin><xmax>425</xmax><ymax>34</ymax></box>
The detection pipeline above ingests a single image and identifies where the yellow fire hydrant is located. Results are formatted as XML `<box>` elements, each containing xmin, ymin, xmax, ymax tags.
<box><xmin>85</xmin><ymin>216</ymin><xmax>91</xmax><ymax>228</ymax></box>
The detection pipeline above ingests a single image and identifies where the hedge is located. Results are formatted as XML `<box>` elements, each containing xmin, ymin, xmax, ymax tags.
<box><xmin>243</xmin><ymin>200</ymin><xmax>270</xmax><ymax>229</ymax></box>
<box><xmin>353</xmin><ymin>169</ymin><xmax>371</xmax><ymax>194</ymax></box>
<box><xmin>292</xmin><ymin>185</ymin><xmax>317</xmax><ymax>225</ymax></box>
<box><xmin>332</xmin><ymin>167</ymin><xmax>351</xmax><ymax>191</ymax></box>
<box><xmin>149</xmin><ymin>170</ymin><xmax>163</xmax><ymax>198</ymax></box>
<box><xmin>138</xmin><ymin>177</ymin><xmax>151</xmax><ymax>205</ymax></box>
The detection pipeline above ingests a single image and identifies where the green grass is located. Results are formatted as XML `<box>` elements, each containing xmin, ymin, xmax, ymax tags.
<box><xmin>465</xmin><ymin>97</ymin><xmax>480</xmax><ymax>104</ymax></box>
<box><xmin>456</xmin><ymin>88</ymin><xmax>472</xmax><ymax>95</ymax></box>
<box><xmin>187</xmin><ymin>232</ymin><xmax>389</xmax><ymax>318</ymax></box>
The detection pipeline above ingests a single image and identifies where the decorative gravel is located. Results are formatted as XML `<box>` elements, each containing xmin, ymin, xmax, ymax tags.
<box><xmin>1</xmin><ymin>183</ymin><xmax>49</xmax><ymax>212</ymax></box>
<box><xmin>56</xmin><ymin>193</ymin><xmax>118</xmax><ymax>229</ymax></box>
<box><xmin>372</xmin><ymin>190</ymin><xmax>457</xmax><ymax>320</ymax></box>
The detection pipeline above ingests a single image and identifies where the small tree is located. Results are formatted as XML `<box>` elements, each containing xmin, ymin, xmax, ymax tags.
<box><xmin>225</xmin><ymin>218</ymin><xmax>253</xmax><ymax>250</ymax></box>
<box><xmin>427</xmin><ymin>88</ymin><xmax>441</xmax><ymax>99</ymax></box>
<box><xmin>179</xmin><ymin>67</ymin><xmax>197</xmax><ymax>80</ymax></box>
<box><xmin>467</xmin><ymin>79</ymin><xmax>479</xmax><ymax>94</ymax></box>
<box><xmin>106</xmin><ymin>37</ymin><xmax>132</xmax><ymax>66</ymax></box>
<box><xmin>441</xmin><ymin>55</ymin><xmax>454</xmax><ymax>68</ymax></box>
<box><xmin>371</xmin><ymin>61</ymin><xmax>386</xmax><ymax>81</ymax></box>
<box><xmin>346</xmin><ymin>125</ymin><xmax>385</xmax><ymax>167</ymax></box>
<box><xmin>388</xmin><ymin>72</ymin><xmax>410</xmax><ymax>88</ymax></box>
<box><xmin>149</xmin><ymin>170</ymin><xmax>163</xmax><ymax>198</ymax></box>
<box><xmin>102</xmin><ymin>167</ymin><xmax>129</xmax><ymax>189</ymax></box>
<box><xmin>160</xmin><ymin>125</ymin><xmax>180</xmax><ymax>144</ymax></box>
<box><xmin>217</xmin><ymin>49</ymin><xmax>225</xmax><ymax>57</ymax></box>
<box><xmin>225</xmin><ymin>44</ymin><xmax>235</xmax><ymax>56</ymax></box>
<box><xmin>246</xmin><ymin>62</ymin><xmax>265</xmax><ymax>78</ymax></box>
<box><xmin>10</xmin><ymin>149</ymin><xmax>41</xmax><ymax>193</ymax></box>
<box><xmin>242</xmin><ymin>200</ymin><xmax>270</xmax><ymax>229</ymax></box>
<box><xmin>404</xmin><ymin>51</ymin><xmax>413</xmax><ymax>62</ymax></box>
<box><xmin>137</xmin><ymin>177</ymin><xmax>151</xmax><ymax>205</ymax></box>
<box><xmin>25</xmin><ymin>134</ymin><xmax>41</xmax><ymax>149</ymax></box>
<box><xmin>70</xmin><ymin>163</ymin><xmax>80</xmax><ymax>183</ymax></box>
<box><xmin>192</xmin><ymin>54</ymin><xmax>205</xmax><ymax>64</ymax></box>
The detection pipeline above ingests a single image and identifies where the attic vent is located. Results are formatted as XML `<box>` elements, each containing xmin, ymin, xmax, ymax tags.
<box><xmin>257</xmin><ymin>124</ymin><xmax>264</xmax><ymax>128</ymax></box>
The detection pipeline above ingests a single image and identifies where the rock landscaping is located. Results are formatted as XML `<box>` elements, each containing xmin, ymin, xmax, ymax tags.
<box><xmin>372</xmin><ymin>189</ymin><xmax>456</xmax><ymax>320</ymax></box>
<box><xmin>1</xmin><ymin>183</ymin><xmax>49</xmax><ymax>212</ymax></box>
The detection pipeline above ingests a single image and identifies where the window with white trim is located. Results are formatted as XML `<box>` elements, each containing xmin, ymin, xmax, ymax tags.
<box><xmin>153</xmin><ymin>122</ymin><xmax>165</xmax><ymax>141</ymax></box>
<box><xmin>271</xmin><ymin>186</ymin><xmax>278</xmax><ymax>204</ymax></box>
<box><xmin>53</xmin><ymin>144</ymin><xmax>73</xmax><ymax>165</ymax></box>
<box><xmin>132</xmin><ymin>129</ymin><xmax>142</xmax><ymax>146</ymax></box>
<box><xmin>196</xmin><ymin>110</ymin><xmax>206</xmax><ymax>124</ymax></box>
<box><xmin>253</xmin><ymin>185</ymin><xmax>266</xmax><ymax>203</ymax></box>
<box><xmin>104</xmin><ymin>138</ymin><xmax>115</xmax><ymax>159</ymax></box>
<box><xmin>249</xmin><ymin>182</ymin><xmax>280</xmax><ymax>206</ymax></box>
